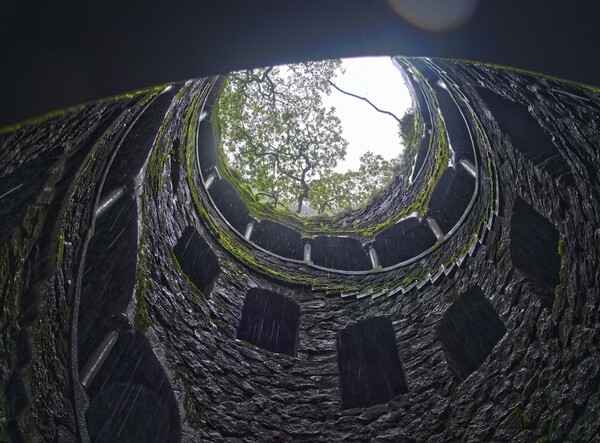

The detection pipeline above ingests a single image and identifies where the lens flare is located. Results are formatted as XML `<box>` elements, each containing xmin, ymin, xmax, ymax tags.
<box><xmin>386</xmin><ymin>0</ymin><xmax>479</xmax><ymax>32</ymax></box>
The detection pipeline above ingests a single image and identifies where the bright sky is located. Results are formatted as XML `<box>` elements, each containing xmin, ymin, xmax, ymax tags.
<box><xmin>320</xmin><ymin>56</ymin><xmax>413</xmax><ymax>172</ymax></box>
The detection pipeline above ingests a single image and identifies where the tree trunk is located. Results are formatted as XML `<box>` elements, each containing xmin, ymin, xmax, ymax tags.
<box><xmin>296</xmin><ymin>195</ymin><xmax>304</xmax><ymax>213</ymax></box>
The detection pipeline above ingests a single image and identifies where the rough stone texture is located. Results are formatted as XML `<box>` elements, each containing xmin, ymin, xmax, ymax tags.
<box><xmin>0</xmin><ymin>58</ymin><xmax>599</xmax><ymax>442</ymax></box>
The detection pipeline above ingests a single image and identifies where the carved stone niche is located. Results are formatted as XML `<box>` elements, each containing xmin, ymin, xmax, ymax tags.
<box><xmin>237</xmin><ymin>288</ymin><xmax>301</xmax><ymax>356</ymax></box>
<box><xmin>437</xmin><ymin>286</ymin><xmax>507</xmax><ymax>381</ymax></box>
<box><xmin>173</xmin><ymin>226</ymin><xmax>220</xmax><ymax>297</ymax></box>
<box><xmin>510</xmin><ymin>197</ymin><xmax>561</xmax><ymax>290</ymax></box>
<box><xmin>336</xmin><ymin>316</ymin><xmax>408</xmax><ymax>409</ymax></box>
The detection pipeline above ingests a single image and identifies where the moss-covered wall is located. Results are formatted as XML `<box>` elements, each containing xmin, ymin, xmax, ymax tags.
<box><xmin>0</xmin><ymin>58</ymin><xmax>599</xmax><ymax>442</ymax></box>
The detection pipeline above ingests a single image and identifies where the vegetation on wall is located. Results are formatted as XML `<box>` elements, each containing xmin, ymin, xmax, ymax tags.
<box><xmin>213</xmin><ymin>60</ymin><xmax>407</xmax><ymax>215</ymax></box>
<box><xmin>210</xmin><ymin>65</ymin><xmax>443</xmax><ymax>240</ymax></box>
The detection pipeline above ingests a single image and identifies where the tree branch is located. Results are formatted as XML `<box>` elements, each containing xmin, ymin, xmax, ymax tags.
<box><xmin>328</xmin><ymin>80</ymin><xmax>402</xmax><ymax>124</ymax></box>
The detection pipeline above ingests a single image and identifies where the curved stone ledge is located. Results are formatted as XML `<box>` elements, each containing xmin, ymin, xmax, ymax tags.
<box><xmin>2</xmin><ymin>58</ymin><xmax>599</xmax><ymax>442</ymax></box>
<box><xmin>194</xmin><ymin>59</ymin><xmax>493</xmax><ymax>280</ymax></box>
<box><xmin>374</xmin><ymin>217</ymin><xmax>437</xmax><ymax>268</ymax></box>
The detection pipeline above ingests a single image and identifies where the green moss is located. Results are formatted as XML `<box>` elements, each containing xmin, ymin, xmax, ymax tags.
<box><xmin>134</xmin><ymin>201</ymin><xmax>150</xmax><ymax>332</ymax></box>
<box><xmin>529</xmin><ymin>389</ymin><xmax>542</xmax><ymax>402</ymax></box>
<box><xmin>0</xmin><ymin>84</ymin><xmax>168</xmax><ymax>135</ymax></box>
<box><xmin>316</xmin><ymin>283</ymin><xmax>358</xmax><ymax>294</ymax></box>
<box><xmin>401</xmin><ymin>274</ymin><xmax>419</xmax><ymax>287</ymax></box>
<box><xmin>168</xmin><ymin>248</ymin><xmax>206</xmax><ymax>305</ymax></box>
<box><xmin>508</xmin><ymin>406</ymin><xmax>523</xmax><ymax>421</ymax></box>
<box><xmin>210</xmin><ymin>80</ymin><xmax>449</xmax><ymax>240</ymax></box>
<box><xmin>557</xmin><ymin>238</ymin><xmax>564</xmax><ymax>257</ymax></box>
<box><xmin>522</xmin><ymin>411</ymin><xmax>532</xmax><ymax>429</ymax></box>
<box><xmin>184</xmin><ymin>389</ymin><xmax>202</xmax><ymax>429</ymax></box>
<box><xmin>554</xmin><ymin>284</ymin><xmax>562</xmax><ymax>298</ymax></box>
<box><xmin>146</xmin><ymin>112</ymin><xmax>174</xmax><ymax>194</ymax></box>
<box><xmin>539</xmin><ymin>417</ymin><xmax>557</xmax><ymax>436</ymax></box>
<box><xmin>507</xmin><ymin>402</ymin><xmax>557</xmax><ymax>440</ymax></box>
<box><xmin>56</xmin><ymin>230</ymin><xmax>65</xmax><ymax>264</ymax></box>
<box><xmin>134</xmin><ymin>271</ymin><xmax>150</xmax><ymax>331</ymax></box>
<box><xmin>172</xmin><ymin>366</ymin><xmax>202</xmax><ymax>429</ymax></box>
<box><xmin>444</xmin><ymin>237</ymin><xmax>473</xmax><ymax>269</ymax></box>
<box><xmin>516</xmin><ymin>430</ymin><xmax>537</xmax><ymax>439</ymax></box>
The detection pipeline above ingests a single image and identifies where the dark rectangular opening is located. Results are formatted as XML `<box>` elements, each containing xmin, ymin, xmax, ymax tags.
<box><xmin>208</xmin><ymin>179</ymin><xmax>250</xmax><ymax>234</ymax></box>
<box><xmin>251</xmin><ymin>220</ymin><xmax>304</xmax><ymax>260</ymax></box>
<box><xmin>237</xmin><ymin>288</ymin><xmax>301</xmax><ymax>356</ymax></box>
<box><xmin>433</xmin><ymin>78</ymin><xmax>474</xmax><ymax>162</ymax></box>
<box><xmin>437</xmin><ymin>286</ymin><xmax>506</xmax><ymax>381</ymax></box>
<box><xmin>311</xmin><ymin>236</ymin><xmax>371</xmax><ymax>271</ymax></box>
<box><xmin>173</xmin><ymin>226</ymin><xmax>220</xmax><ymax>297</ymax></box>
<box><xmin>426</xmin><ymin>167</ymin><xmax>475</xmax><ymax>234</ymax></box>
<box><xmin>374</xmin><ymin>217</ymin><xmax>437</xmax><ymax>267</ymax></box>
<box><xmin>477</xmin><ymin>87</ymin><xmax>571</xmax><ymax>180</ymax></box>
<box><xmin>78</xmin><ymin>194</ymin><xmax>138</xmax><ymax>370</ymax></box>
<box><xmin>198</xmin><ymin>119</ymin><xmax>217</xmax><ymax>176</ymax></box>
<box><xmin>86</xmin><ymin>333</ymin><xmax>181</xmax><ymax>443</ymax></box>
<box><xmin>337</xmin><ymin>316</ymin><xmax>408</xmax><ymax>409</ymax></box>
<box><xmin>510</xmin><ymin>198</ymin><xmax>560</xmax><ymax>289</ymax></box>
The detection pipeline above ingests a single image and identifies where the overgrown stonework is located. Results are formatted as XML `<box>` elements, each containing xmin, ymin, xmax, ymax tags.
<box><xmin>0</xmin><ymin>58</ymin><xmax>599</xmax><ymax>442</ymax></box>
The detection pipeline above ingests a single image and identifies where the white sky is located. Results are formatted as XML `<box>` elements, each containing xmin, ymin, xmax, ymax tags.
<box><xmin>320</xmin><ymin>56</ymin><xmax>413</xmax><ymax>172</ymax></box>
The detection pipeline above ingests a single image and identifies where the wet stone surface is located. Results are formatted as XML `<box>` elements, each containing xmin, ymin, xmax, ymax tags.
<box><xmin>0</xmin><ymin>60</ymin><xmax>599</xmax><ymax>442</ymax></box>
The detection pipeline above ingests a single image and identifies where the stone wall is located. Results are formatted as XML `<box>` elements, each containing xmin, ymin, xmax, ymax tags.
<box><xmin>0</xmin><ymin>58</ymin><xmax>598</xmax><ymax>442</ymax></box>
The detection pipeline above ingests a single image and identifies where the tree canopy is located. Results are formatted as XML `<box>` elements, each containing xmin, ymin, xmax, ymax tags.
<box><xmin>214</xmin><ymin>59</ymin><xmax>410</xmax><ymax>215</ymax></box>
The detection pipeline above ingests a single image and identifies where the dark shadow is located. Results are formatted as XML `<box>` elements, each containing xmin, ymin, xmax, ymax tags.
<box><xmin>510</xmin><ymin>198</ymin><xmax>561</xmax><ymax>289</ymax></box>
<box><xmin>173</xmin><ymin>226</ymin><xmax>220</xmax><ymax>297</ymax></box>
<box><xmin>101</xmin><ymin>86</ymin><xmax>180</xmax><ymax>193</ymax></box>
<box><xmin>411</xmin><ymin>131</ymin><xmax>430</xmax><ymax>182</ymax></box>
<box><xmin>336</xmin><ymin>316</ymin><xmax>408</xmax><ymax>409</ymax></box>
<box><xmin>426</xmin><ymin>167</ymin><xmax>475</xmax><ymax>234</ymax></box>
<box><xmin>208</xmin><ymin>179</ymin><xmax>250</xmax><ymax>234</ymax></box>
<box><xmin>311</xmin><ymin>236</ymin><xmax>371</xmax><ymax>271</ymax></box>
<box><xmin>251</xmin><ymin>220</ymin><xmax>304</xmax><ymax>260</ymax></box>
<box><xmin>78</xmin><ymin>194</ymin><xmax>138</xmax><ymax>371</ymax></box>
<box><xmin>477</xmin><ymin>87</ymin><xmax>572</xmax><ymax>181</ymax></box>
<box><xmin>198</xmin><ymin>119</ymin><xmax>217</xmax><ymax>176</ymax></box>
<box><xmin>374</xmin><ymin>218</ymin><xmax>437</xmax><ymax>267</ymax></box>
<box><xmin>86</xmin><ymin>331</ymin><xmax>181</xmax><ymax>443</ymax></box>
<box><xmin>237</xmin><ymin>288</ymin><xmax>301</xmax><ymax>356</ymax></box>
<box><xmin>437</xmin><ymin>286</ymin><xmax>506</xmax><ymax>381</ymax></box>
<box><xmin>434</xmin><ymin>78</ymin><xmax>474</xmax><ymax>162</ymax></box>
